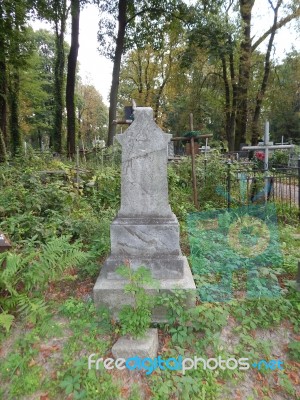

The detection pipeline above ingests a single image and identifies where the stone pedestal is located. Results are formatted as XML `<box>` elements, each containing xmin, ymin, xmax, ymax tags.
<box><xmin>111</xmin><ymin>328</ymin><xmax>159</xmax><ymax>360</ymax></box>
<box><xmin>93</xmin><ymin>107</ymin><xmax>196</xmax><ymax>322</ymax></box>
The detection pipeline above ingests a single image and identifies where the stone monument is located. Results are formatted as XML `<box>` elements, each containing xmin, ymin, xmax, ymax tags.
<box><xmin>93</xmin><ymin>107</ymin><xmax>196</xmax><ymax>321</ymax></box>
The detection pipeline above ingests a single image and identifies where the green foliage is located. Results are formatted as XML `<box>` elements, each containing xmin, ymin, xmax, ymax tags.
<box><xmin>288</xmin><ymin>341</ymin><xmax>300</xmax><ymax>362</ymax></box>
<box><xmin>116</xmin><ymin>265</ymin><xmax>158</xmax><ymax>338</ymax></box>
<box><xmin>157</xmin><ymin>290</ymin><xmax>194</xmax><ymax>345</ymax></box>
<box><xmin>19</xmin><ymin>29</ymin><xmax>57</xmax><ymax>144</ymax></box>
<box><xmin>168</xmin><ymin>154</ymin><xmax>233</xmax><ymax>216</ymax></box>
<box><xmin>149</xmin><ymin>353</ymin><xmax>220</xmax><ymax>400</ymax></box>
<box><xmin>59</xmin><ymin>358</ymin><xmax>120</xmax><ymax>400</ymax></box>
<box><xmin>231</xmin><ymin>298</ymin><xmax>292</xmax><ymax>330</ymax></box>
<box><xmin>270</xmin><ymin>150</ymin><xmax>290</xmax><ymax>167</ymax></box>
<box><xmin>0</xmin><ymin>160</ymin><xmax>118</xmax><ymax>247</ymax></box>
<box><xmin>0</xmin><ymin>236</ymin><xmax>89</xmax><ymax>326</ymax></box>
<box><xmin>168</xmin><ymin>159</ymin><xmax>197</xmax><ymax>220</ymax></box>
<box><xmin>0</xmin><ymin>311</ymin><xmax>14</xmax><ymax>332</ymax></box>
<box><xmin>84</xmin><ymin>166</ymin><xmax>121</xmax><ymax>211</ymax></box>
<box><xmin>76</xmin><ymin>80</ymin><xmax>108</xmax><ymax>142</ymax></box>
<box><xmin>158</xmin><ymin>290</ymin><xmax>228</xmax><ymax>347</ymax></box>
<box><xmin>269</xmin><ymin>51</ymin><xmax>300</xmax><ymax>144</ymax></box>
<box><xmin>0</xmin><ymin>331</ymin><xmax>42</xmax><ymax>399</ymax></box>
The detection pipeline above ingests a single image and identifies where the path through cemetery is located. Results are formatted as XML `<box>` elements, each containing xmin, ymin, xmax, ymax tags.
<box><xmin>274</xmin><ymin>181</ymin><xmax>299</xmax><ymax>205</ymax></box>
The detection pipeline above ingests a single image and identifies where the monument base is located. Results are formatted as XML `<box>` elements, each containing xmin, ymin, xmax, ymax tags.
<box><xmin>93</xmin><ymin>257</ymin><xmax>197</xmax><ymax>323</ymax></box>
<box><xmin>107</xmin><ymin>214</ymin><xmax>184</xmax><ymax>279</ymax></box>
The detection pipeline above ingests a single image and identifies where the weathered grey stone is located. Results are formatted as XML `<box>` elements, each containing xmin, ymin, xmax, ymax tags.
<box><xmin>93</xmin><ymin>107</ymin><xmax>196</xmax><ymax>322</ymax></box>
<box><xmin>105</xmin><ymin>213</ymin><xmax>185</xmax><ymax>279</ymax></box>
<box><xmin>103</xmin><ymin>256</ymin><xmax>184</xmax><ymax>280</ymax></box>
<box><xmin>116</xmin><ymin>107</ymin><xmax>172</xmax><ymax>218</ymax></box>
<box><xmin>110</xmin><ymin>216</ymin><xmax>181</xmax><ymax>257</ymax></box>
<box><xmin>93</xmin><ymin>257</ymin><xmax>196</xmax><ymax>322</ymax></box>
<box><xmin>111</xmin><ymin>328</ymin><xmax>159</xmax><ymax>360</ymax></box>
<box><xmin>168</xmin><ymin>141</ymin><xmax>175</xmax><ymax>158</ymax></box>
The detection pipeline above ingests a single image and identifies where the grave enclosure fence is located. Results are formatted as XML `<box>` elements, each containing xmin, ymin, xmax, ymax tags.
<box><xmin>194</xmin><ymin>157</ymin><xmax>300</xmax><ymax>220</ymax></box>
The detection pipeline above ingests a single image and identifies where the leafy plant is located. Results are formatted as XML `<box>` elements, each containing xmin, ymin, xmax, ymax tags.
<box><xmin>116</xmin><ymin>264</ymin><xmax>158</xmax><ymax>338</ymax></box>
<box><xmin>0</xmin><ymin>311</ymin><xmax>14</xmax><ymax>332</ymax></box>
<box><xmin>288</xmin><ymin>340</ymin><xmax>300</xmax><ymax>362</ymax></box>
<box><xmin>0</xmin><ymin>236</ymin><xmax>89</xmax><ymax>327</ymax></box>
<box><xmin>59</xmin><ymin>358</ymin><xmax>120</xmax><ymax>400</ymax></box>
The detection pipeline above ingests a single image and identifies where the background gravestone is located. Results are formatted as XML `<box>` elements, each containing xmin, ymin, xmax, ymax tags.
<box><xmin>93</xmin><ymin>107</ymin><xmax>196</xmax><ymax>321</ymax></box>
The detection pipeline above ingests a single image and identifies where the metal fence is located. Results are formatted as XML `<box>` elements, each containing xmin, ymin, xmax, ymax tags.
<box><xmin>223</xmin><ymin>160</ymin><xmax>300</xmax><ymax>218</ymax></box>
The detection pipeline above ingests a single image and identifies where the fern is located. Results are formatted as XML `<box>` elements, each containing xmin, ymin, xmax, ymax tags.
<box><xmin>0</xmin><ymin>236</ymin><xmax>90</xmax><ymax>323</ymax></box>
<box><xmin>0</xmin><ymin>311</ymin><xmax>14</xmax><ymax>332</ymax></box>
<box><xmin>16</xmin><ymin>294</ymin><xmax>48</xmax><ymax>323</ymax></box>
<box><xmin>23</xmin><ymin>236</ymin><xmax>89</xmax><ymax>290</ymax></box>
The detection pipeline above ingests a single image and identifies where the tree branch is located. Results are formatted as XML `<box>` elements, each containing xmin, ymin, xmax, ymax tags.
<box><xmin>225</xmin><ymin>0</ymin><xmax>234</xmax><ymax>14</ymax></box>
<box><xmin>252</xmin><ymin>6</ymin><xmax>300</xmax><ymax>51</ymax></box>
<box><xmin>268</xmin><ymin>0</ymin><xmax>275</xmax><ymax>12</ymax></box>
<box><xmin>125</xmin><ymin>7</ymin><xmax>164</xmax><ymax>25</ymax></box>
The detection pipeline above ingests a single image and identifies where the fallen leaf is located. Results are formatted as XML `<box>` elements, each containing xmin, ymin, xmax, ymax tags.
<box><xmin>256</xmin><ymin>387</ymin><xmax>264</xmax><ymax>398</ymax></box>
<box><xmin>51</xmin><ymin>371</ymin><xmax>57</xmax><ymax>380</ymax></box>
<box><xmin>120</xmin><ymin>386</ymin><xmax>130</xmax><ymax>397</ymax></box>
<box><xmin>28</xmin><ymin>359</ymin><xmax>36</xmax><ymax>367</ymax></box>
<box><xmin>287</xmin><ymin>371</ymin><xmax>299</xmax><ymax>385</ymax></box>
<box><xmin>39</xmin><ymin>344</ymin><xmax>60</xmax><ymax>357</ymax></box>
<box><xmin>256</xmin><ymin>372</ymin><xmax>263</xmax><ymax>381</ymax></box>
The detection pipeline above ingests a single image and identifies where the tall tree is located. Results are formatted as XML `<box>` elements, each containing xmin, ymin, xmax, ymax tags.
<box><xmin>66</xmin><ymin>0</ymin><xmax>80</xmax><ymax>157</ymax></box>
<box><xmin>0</xmin><ymin>0</ymin><xmax>34</xmax><ymax>157</ymax></box>
<box><xmin>251</xmin><ymin>0</ymin><xmax>282</xmax><ymax>144</ymax></box>
<box><xmin>53</xmin><ymin>0</ymin><xmax>68</xmax><ymax>153</ymax></box>
<box><xmin>234</xmin><ymin>0</ymin><xmax>255</xmax><ymax>150</ymax></box>
<box><xmin>187</xmin><ymin>0</ymin><xmax>300</xmax><ymax>150</ymax></box>
<box><xmin>268</xmin><ymin>51</ymin><xmax>300</xmax><ymax>143</ymax></box>
<box><xmin>36</xmin><ymin>0</ymin><xmax>69</xmax><ymax>153</ymax></box>
<box><xmin>236</xmin><ymin>0</ymin><xmax>300</xmax><ymax>148</ymax></box>
<box><xmin>118</xmin><ymin>33</ymin><xmax>183</xmax><ymax>125</ymax></box>
<box><xmin>100</xmin><ymin>0</ymin><xmax>128</xmax><ymax>146</ymax></box>
<box><xmin>76</xmin><ymin>81</ymin><xmax>108</xmax><ymax>144</ymax></box>
<box><xmin>19</xmin><ymin>29</ymin><xmax>57</xmax><ymax>148</ymax></box>
<box><xmin>0</xmin><ymin>2</ymin><xmax>8</xmax><ymax>161</ymax></box>
<box><xmin>184</xmin><ymin>0</ymin><xmax>239</xmax><ymax>148</ymax></box>
<box><xmin>98</xmin><ymin>0</ymin><xmax>187</xmax><ymax>146</ymax></box>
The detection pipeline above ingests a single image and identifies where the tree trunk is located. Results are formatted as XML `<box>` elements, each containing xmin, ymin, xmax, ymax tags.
<box><xmin>229</xmin><ymin>41</ymin><xmax>238</xmax><ymax>151</ymax></box>
<box><xmin>9</xmin><ymin>70</ymin><xmax>21</xmax><ymax>155</ymax></box>
<box><xmin>107</xmin><ymin>0</ymin><xmax>127</xmax><ymax>147</ymax></box>
<box><xmin>66</xmin><ymin>0</ymin><xmax>80</xmax><ymax>158</ymax></box>
<box><xmin>221</xmin><ymin>55</ymin><xmax>232</xmax><ymax>149</ymax></box>
<box><xmin>235</xmin><ymin>0</ymin><xmax>255</xmax><ymax>150</ymax></box>
<box><xmin>53</xmin><ymin>0</ymin><xmax>67</xmax><ymax>153</ymax></box>
<box><xmin>251</xmin><ymin>0</ymin><xmax>282</xmax><ymax>145</ymax></box>
<box><xmin>154</xmin><ymin>84</ymin><xmax>165</xmax><ymax>122</ymax></box>
<box><xmin>221</xmin><ymin>42</ymin><xmax>237</xmax><ymax>152</ymax></box>
<box><xmin>0</xmin><ymin>4</ymin><xmax>7</xmax><ymax>161</ymax></box>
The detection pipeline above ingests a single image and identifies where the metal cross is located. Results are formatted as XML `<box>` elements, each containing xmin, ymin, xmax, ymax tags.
<box><xmin>242</xmin><ymin>121</ymin><xmax>295</xmax><ymax>173</ymax></box>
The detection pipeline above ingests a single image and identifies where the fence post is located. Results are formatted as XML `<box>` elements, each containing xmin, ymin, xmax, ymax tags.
<box><xmin>227</xmin><ymin>160</ymin><xmax>232</xmax><ymax>209</ymax></box>
<box><xmin>297</xmin><ymin>261</ymin><xmax>300</xmax><ymax>292</ymax></box>
<box><xmin>190</xmin><ymin>137</ymin><xmax>198</xmax><ymax>209</ymax></box>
